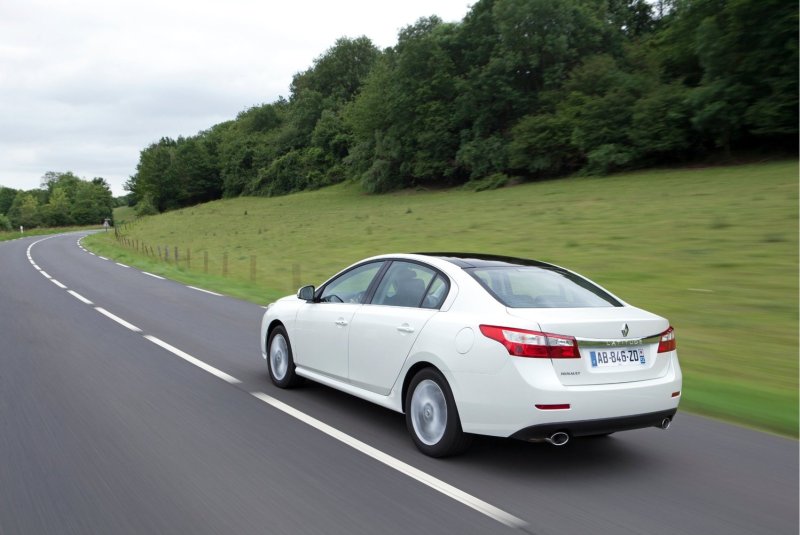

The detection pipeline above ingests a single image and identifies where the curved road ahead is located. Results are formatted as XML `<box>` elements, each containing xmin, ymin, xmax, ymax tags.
<box><xmin>1</xmin><ymin>232</ymin><xmax>797</xmax><ymax>535</ymax></box>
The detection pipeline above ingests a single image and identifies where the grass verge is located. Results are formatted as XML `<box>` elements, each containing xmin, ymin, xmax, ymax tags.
<box><xmin>0</xmin><ymin>225</ymin><xmax>102</xmax><ymax>242</ymax></box>
<box><xmin>84</xmin><ymin>160</ymin><xmax>799</xmax><ymax>437</ymax></box>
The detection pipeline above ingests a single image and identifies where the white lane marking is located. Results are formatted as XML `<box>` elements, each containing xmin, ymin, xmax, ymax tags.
<box><xmin>50</xmin><ymin>279</ymin><xmax>67</xmax><ymax>289</ymax></box>
<box><xmin>40</xmin><ymin>270</ymin><xmax>51</xmax><ymax>279</ymax></box>
<box><xmin>249</xmin><ymin>392</ymin><xmax>527</xmax><ymax>529</ymax></box>
<box><xmin>116</xmin><ymin>262</ymin><xmax>130</xmax><ymax>268</ymax></box>
<box><xmin>98</xmin><ymin>256</ymin><xmax>109</xmax><ymax>260</ymax></box>
<box><xmin>27</xmin><ymin>234</ymin><xmax>523</xmax><ymax>531</ymax></box>
<box><xmin>187</xmin><ymin>286</ymin><xmax>222</xmax><ymax>297</ymax></box>
<box><xmin>95</xmin><ymin>307</ymin><xmax>142</xmax><ymax>332</ymax></box>
<box><xmin>89</xmin><ymin>252</ymin><xmax>96</xmax><ymax>256</ymax></box>
<box><xmin>142</xmin><ymin>272</ymin><xmax>165</xmax><ymax>280</ymax></box>
<box><xmin>143</xmin><ymin>335</ymin><xmax>241</xmax><ymax>384</ymax></box>
<box><xmin>68</xmin><ymin>290</ymin><xmax>93</xmax><ymax>305</ymax></box>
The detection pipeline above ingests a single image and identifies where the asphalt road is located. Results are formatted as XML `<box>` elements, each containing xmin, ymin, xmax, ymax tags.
<box><xmin>1</xmin><ymin>232</ymin><xmax>797</xmax><ymax>535</ymax></box>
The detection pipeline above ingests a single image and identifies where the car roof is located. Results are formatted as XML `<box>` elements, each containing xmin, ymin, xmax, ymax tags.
<box><xmin>414</xmin><ymin>252</ymin><xmax>558</xmax><ymax>269</ymax></box>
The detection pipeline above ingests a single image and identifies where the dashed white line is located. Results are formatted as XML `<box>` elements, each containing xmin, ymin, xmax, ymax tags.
<box><xmin>187</xmin><ymin>286</ymin><xmax>223</xmax><ymax>297</ymax></box>
<box><xmin>249</xmin><ymin>392</ymin><xmax>527</xmax><ymax>529</ymax></box>
<box><xmin>98</xmin><ymin>256</ymin><xmax>109</xmax><ymax>260</ymax></box>
<box><xmin>39</xmin><ymin>270</ymin><xmax>51</xmax><ymax>279</ymax></box>
<box><xmin>68</xmin><ymin>290</ymin><xmax>93</xmax><ymax>305</ymax></box>
<box><xmin>26</xmin><ymin>232</ymin><xmax>525</xmax><ymax>531</ymax></box>
<box><xmin>95</xmin><ymin>307</ymin><xmax>142</xmax><ymax>332</ymax></box>
<box><xmin>142</xmin><ymin>272</ymin><xmax>165</xmax><ymax>280</ymax></box>
<box><xmin>143</xmin><ymin>335</ymin><xmax>241</xmax><ymax>384</ymax></box>
<box><xmin>116</xmin><ymin>262</ymin><xmax>130</xmax><ymax>268</ymax></box>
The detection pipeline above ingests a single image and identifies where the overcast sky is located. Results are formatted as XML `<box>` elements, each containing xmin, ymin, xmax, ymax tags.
<box><xmin>0</xmin><ymin>0</ymin><xmax>472</xmax><ymax>196</ymax></box>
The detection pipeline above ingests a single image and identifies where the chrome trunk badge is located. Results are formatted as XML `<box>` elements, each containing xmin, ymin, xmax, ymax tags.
<box><xmin>621</xmin><ymin>323</ymin><xmax>630</xmax><ymax>337</ymax></box>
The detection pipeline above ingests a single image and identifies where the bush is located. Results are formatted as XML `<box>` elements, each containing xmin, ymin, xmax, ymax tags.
<box><xmin>463</xmin><ymin>173</ymin><xmax>511</xmax><ymax>192</ymax></box>
<box><xmin>585</xmin><ymin>144</ymin><xmax>636</xmax><ymax>175</ymax></box>
<box><xmin>0</xmin><ymin>213</ymin><xmax>11</xmax><ymax>231</ymax></box>
<box><xmin>135</xmin><ymin>194</ymin><xmax>158</xmax><ymax>216</ymax></box>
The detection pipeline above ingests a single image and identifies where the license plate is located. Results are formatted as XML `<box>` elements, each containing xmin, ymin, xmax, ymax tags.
<box><xmin>589</xmin><ymin>348</ymin><xmax>646</xmax><ymax>368</ymax></box>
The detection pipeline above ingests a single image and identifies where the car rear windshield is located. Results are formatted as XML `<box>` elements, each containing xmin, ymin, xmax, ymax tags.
<box><xmin>467</xmin><ymin>267</ymin><xmax>622</xmax><ymax>308</ymax></box>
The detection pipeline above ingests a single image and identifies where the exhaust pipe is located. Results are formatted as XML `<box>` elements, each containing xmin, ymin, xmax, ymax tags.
<box><xmin>659</xmin><ymin>417</ymin><xmax>671</xmax><ymax>430</ymax></box>
<box><xmin>545</xmin><ymin>431</ymin><xmax>570</xmax><ymax>446</ymax></box>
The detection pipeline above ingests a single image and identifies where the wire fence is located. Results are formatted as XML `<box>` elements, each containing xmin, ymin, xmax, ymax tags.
<box><xmin>113</xmin><ymin>223</ymin><xmax>302</xmax><ymax>291</ymax></box>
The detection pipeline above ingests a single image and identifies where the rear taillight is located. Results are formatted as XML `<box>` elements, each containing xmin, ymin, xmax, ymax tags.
<box><xmin>657</xmin><ymin>326</ymin><xmax>676</xmax><ymax>353</ymax></box>
<box><xmin>479</xmin><ymin>325</ymin><xmax>580</xmax><ymax>358</ymax></box>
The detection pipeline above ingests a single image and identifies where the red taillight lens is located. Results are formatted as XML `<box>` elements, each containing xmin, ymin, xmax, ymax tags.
<box><xmin>479</xmin><ymin>325</ymin><xmax>580</xmax><ymax>358</ymax></box>
<box><xmin>657</xmin><ymin>326</ymin><xmax>676</xmax><ymax>353</ymax></box>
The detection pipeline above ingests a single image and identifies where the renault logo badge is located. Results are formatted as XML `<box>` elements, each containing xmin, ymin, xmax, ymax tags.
<box><xmin>621</xmin><ymin>323</ymin><xmax>630</xmax><ymax>337</ymax></box>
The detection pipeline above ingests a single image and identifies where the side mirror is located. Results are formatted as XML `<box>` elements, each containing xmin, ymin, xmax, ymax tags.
<box><xmin>297</xmin><ymin>285</ymin><xmax>316</xmax><ymax>302</ymax></box>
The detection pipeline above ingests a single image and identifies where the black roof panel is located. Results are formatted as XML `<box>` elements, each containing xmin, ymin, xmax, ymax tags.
<box><xmin>415</xmin><ymin>252</ymin><xmax>557</xmax><ymax>269</ymax></box>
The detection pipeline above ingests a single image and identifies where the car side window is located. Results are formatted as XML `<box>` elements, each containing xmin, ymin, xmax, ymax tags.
<box><xmin>421</xmin><ymin>275</ymin><xmax>448</xmax><ymax>309</ymax></box>
<box><xmin>371</xmin><ymin>261</ymin><xmax>438</xmax><ymax>308</ymax></box>
<box><xmin>319</xmin><ymin>262</ymin><xmax>383</xmax><ymax>304</ymax></box>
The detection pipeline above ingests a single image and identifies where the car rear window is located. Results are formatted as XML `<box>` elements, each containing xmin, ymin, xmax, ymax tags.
<box><xmin>467</xmin><ymin>267</ymin><xmax>622</xmax><ymax>308</ymax></box>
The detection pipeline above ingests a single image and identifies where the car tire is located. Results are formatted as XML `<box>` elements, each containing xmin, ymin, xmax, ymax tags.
<box><xmin>267</xmin><ymin>326</ymin><xmax>302</xmax><ymax>388</ymax></box>
<box><xmin>405</xmin><ymin>368</ymin><xmax>471</xmax><ymax>457</ymax></box>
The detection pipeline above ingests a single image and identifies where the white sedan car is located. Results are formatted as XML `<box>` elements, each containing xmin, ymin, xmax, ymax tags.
<box><xmin>260</xmin><ymin>253</ymin><xmax>681</xmax><ymax>457</ymax></box>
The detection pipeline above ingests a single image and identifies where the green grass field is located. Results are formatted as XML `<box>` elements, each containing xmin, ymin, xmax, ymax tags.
<box><xmin>86</xmin><ymin>161</ymin><xmax>799</xmax><ymax>437</ymax></box>
<box><xmin>111</xmin><ymin>205</ymin><xmax>137</xmax><ymax>225</ymax></box>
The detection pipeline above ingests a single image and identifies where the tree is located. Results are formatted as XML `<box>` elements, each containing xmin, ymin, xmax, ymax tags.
<box><xmin>290</xmin><ymin>36</ymin><xmax>380</xmax><ymax>105</ymax></box>
<box><xmin>41</xmin><ymin>186</ymin><xmax>73</xmax><ymax>226</ymax></box>
<box><xmin>70</xmin><ymin>180</ymin><xmax>113</xmax><ymax>225</ymax></box>
<box><xmin>8</xmin><ymin>192</ymin><xmax>41</xmax><ymax>228</ymax></box>
<box><xmin>0</xmin><ymin>186</ymin><xmax>18</xmax><ymax>215</ymax></box>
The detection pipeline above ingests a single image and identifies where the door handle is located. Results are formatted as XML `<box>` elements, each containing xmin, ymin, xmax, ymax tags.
<box><xmin>397</xmin><ymin>324</ymin><xmax>415</xmax><ymax>334</ymax></box>
<box><xmin>335</xmin><ymin>318</ymin><xmax>348</xmax><ymax>327</ymax></box>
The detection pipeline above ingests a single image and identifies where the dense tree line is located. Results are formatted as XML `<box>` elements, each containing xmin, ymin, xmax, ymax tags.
<box><xmin>125</xmin><ymin>0</ymin><xmax>797</xmax><ymax>211</ymax></box>
<box><xmin>0</xmin><ymin>172</ymin><xmax>114</xmax><ymax>231</ymax></box>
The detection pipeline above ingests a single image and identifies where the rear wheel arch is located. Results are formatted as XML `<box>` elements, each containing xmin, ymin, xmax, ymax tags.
<box><xmin>402</xmin><ymin>361</ymin><xmax>436</xmax><ymax>411</ymax></box>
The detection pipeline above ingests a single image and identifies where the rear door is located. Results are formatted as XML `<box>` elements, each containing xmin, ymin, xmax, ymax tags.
<box><xmin>347</xmin><ymin>261</ymin><xmax>445</xmax><ymax>395</ymax></box>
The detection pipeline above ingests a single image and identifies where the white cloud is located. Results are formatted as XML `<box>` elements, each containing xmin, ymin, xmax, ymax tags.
<box><xmin>0</xmin><ymin>0</ymin><xmax>472</xmax><ymax>195</ymax></box>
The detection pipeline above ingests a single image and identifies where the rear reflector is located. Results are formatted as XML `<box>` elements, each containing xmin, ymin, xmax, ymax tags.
<box><xmin>671</xmin><ymin>391</ymin><xmax>681</xmax><ymax>398</ymax></box>
<box><xmin>535</xmin><ymin>404</ymin><xmax>571</xmax><ymax>410</ymax></box>
<box><xmin>657</xmin><ymin>326</ymin><xmax>676</xmax><ymax>353</ymax></box>
<box><xmin>479</xmin><ymin>325</ymin><xmax>580</xmax><ymax>358</ymax></box>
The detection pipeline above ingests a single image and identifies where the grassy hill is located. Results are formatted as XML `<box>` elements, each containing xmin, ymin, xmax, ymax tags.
<box><xmin>86</xmin><ymin>161</ymin><xmax>799</xmax><ymax>436</ymax></box>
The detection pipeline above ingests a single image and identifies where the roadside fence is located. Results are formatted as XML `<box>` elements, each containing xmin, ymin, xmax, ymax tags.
<box><xmin>113</xmin><ymin>224</ymin><xmax>302</xmax><ymax>291</ymax></box>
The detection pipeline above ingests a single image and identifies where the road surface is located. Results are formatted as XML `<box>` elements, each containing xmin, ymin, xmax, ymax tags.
<box><xmin>1</xmin><ymin>232</ymin><xmax>797</xmax><ymax>534</ymax></box>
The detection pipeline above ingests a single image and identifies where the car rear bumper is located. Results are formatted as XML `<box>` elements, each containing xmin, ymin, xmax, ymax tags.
<box><xmin>449</xmin><ymin>353</ymin><xmax>682</xmax><ymax>438</ymax></box>
<box><xmin>509</xmin><ymin>409</ymin><xmax>678</xmax><ymax>441</ymax></box>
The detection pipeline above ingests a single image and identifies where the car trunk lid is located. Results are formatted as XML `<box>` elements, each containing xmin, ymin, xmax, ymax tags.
<box><xmin>507</xmin><ymin>306</ymin><xmax>671</xmax><ymax>385</ymax></box>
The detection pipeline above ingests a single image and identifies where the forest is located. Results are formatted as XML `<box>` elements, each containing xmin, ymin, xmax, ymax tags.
<box><xmin>0</xmin><ymin>172</ymin><xmax>114</xmax><ymax>230</ymax></box>
<box><xmin>3</xmin><ymin>0</ymin><xmax>796</xmax><ymax>223</ymax></box>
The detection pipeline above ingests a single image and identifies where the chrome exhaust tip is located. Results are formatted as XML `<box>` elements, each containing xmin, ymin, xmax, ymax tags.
<box><xmin>659</xmin><ymin>417</ymin><xmax>672</xmax><ymax>430</ymax></box>
<box><xmin>545</xmin><ymin>431</ymin><xmax>570</xmax><ymax>446</ymax></box>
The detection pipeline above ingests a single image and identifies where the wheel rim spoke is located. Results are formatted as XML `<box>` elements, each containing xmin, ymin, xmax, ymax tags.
<box><xmin>410</xmin><ymin>380</ymin><xmax>447</xmax><ymax>445</ymax></box>
<box><xmin>270</xmin><ymin>335</ymin><xmax>288</xmax><ymax>380</ymax></box>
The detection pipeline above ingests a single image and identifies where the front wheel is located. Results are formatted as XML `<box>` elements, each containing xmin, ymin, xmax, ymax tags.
<box><xmin>267</xmin><ymin>326</ymin><xmax>302</xmax><ymax>388</ymax></box>
<box><xmin>405</xmin><ymin>368</ymin><xmax>471</xmax><ymax>457</ymax></box>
